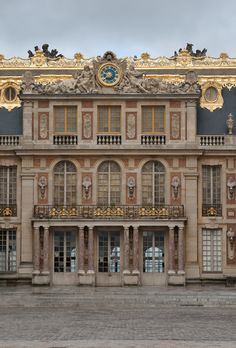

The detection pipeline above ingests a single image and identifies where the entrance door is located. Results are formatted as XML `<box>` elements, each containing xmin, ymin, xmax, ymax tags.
<box><xmin>142</xmin><ymin>230</ymin><xmax>166</xmax><ymax>285</ymax></box>
<box><xmin>96</xmin><ymin>230</ymin><xmax>122</xmax><ymax>286</ymax></box>
<box><xmin>53</xmin><ymin>230</ymin><xmax>77</xmax><ymax>285</ymax></box>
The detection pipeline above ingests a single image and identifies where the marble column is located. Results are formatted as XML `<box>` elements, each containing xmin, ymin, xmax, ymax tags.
<box><xmin>33</xmin><ymin>226</ymin><xmax>40</xmax><ymax>274</ymax></box>
<box><xmin>43</xmin><ymin>226</ymin><xmax>49</xmax><ymax>273</ymax></box>
<box><xmin>178</xmin><ymin>227</ymin><xmax>185</xmax><ymax>274</ymax></box>
<box><xmin>133</xmin><ymin>226</ymin><xmax>139</xmax><ymax>274</ymax></box>
<box><xmin>78</xmin><ymin>226</ymin><xmax>85</xmax><ymax>273</ymax></box>
<box><xmin>88</xmin><ymin>226</ymin><xmax>94</xmax><ymax>273</ymax></box>
<box><xmin>123</xmin><ymin>226</ymin><xmax>130</xmax><ymax>274</ymax></box>
<box><xmin>168</xmin><ymin>227</ymin><xmax>175</xmax><ymax>274</ymax></box>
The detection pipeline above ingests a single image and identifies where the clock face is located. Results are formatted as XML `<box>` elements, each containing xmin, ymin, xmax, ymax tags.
<box><xmin>98</xmin><ymin>63</ymin><xmax>121</xmax><ymax>87</ymax></box>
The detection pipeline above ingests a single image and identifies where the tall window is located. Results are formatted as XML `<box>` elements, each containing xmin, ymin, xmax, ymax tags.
<box><xmin>97</xmin><ymin>161</ymin><xmax>121</xmax><ymax>205</ymax></box>
<box><xmin>143</xmin><ymin>231</ymin><xmax>164</xmax><ymax>273</ymax></box>
<box><xmin>142</xmin><ymin>106</ymin><xmax>165</xmax><ymax>133</ymax></box>
<box><xmin>142</xmin><ymin>161</ymin><xmax>165</xmax><ymax>205</ymax></box>
<box><xmin>98</xmin><ymin>106</ymin><xmax>121</xmax><ymax>133</ymax></box>
<box><xmin>54</xmin><ymin>106</ymin><xmax>77</xmax><ymax>134</ymax></box>
<box><xmin>0</xmin><ymin>166</ymin><xmax>17</xmax><ymax>205</ymax></box>
<box><xmin>53</xmin><ymin>161</ymin><xmax>76</xmax><ymax>206</ymax></box>
<box><xmin>0</xmin><ymin>229</ymin><xmax>16</xmax><ymax>272</ymax></box>
<box><xmin>202</xmin><ymin>165</ymin><xmax>221</xmax><ymax>215</ymax></box>
<box><xmin>202</xmin><ymin>229</ymin><xmax>222</xmax><ymax>272</ymax></box>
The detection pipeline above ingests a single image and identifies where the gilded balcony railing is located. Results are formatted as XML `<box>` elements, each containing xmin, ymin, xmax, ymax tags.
<box><xmin>34</xmin><ymin>205</ymin><xmax>185</xmax><ymax>219</ymax></box>
<box><xmin>0</xmin><ymin>205</ymin><xmax>17</xmax><ymax>217</ymax></box>
<box><xmin>202</xmin><ymin>204</ymin><xmax>222</xmax><ymax>217</ymax></box>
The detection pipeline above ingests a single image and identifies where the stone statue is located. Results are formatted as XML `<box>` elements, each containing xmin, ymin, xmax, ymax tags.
<box><xmin>82</xmin><ymin>176</ymin><xmax>92</xmax><ymax>199</ymax></box>
<box><xmin>21</xmin><ymin>71</ymin><xmax>37</xmax><ymax>93</ymax></box>
<box><xmin>38</xmin><ymin>175</ymin><xmax>47</xmax><ymax>200</ymax></box>
<box><xmin>127</xmin><ymin>176</ymin><xmax>135</xmax><ymax>199</ymax></box>
<box><xmin>28</xmin><ymin>44</ymin><xmax>63</xmax><ymax>59</ymax></box>
<box><xmin>174</xmin><ymin>43</ymin><xmax>207</xmax><ymax>58</ymax></box>
<box><xmin>226</xmin><ymin>113</ymin><xmax>234</xmax><ymax>135</ymax></box>
<box><xmin>227</xmin><ymin>176</ymin><xmax>236</xmax><ymax>200</ymax></box>
<box><xmin>171</xmin><ymin>176</ymin><xmax>180</xmax><ymax>200</ymax></box>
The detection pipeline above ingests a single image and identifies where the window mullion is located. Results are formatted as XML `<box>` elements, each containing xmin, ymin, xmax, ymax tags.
<box><xmin>108</xmin><ymin>163</ymin><xmax>110</xmax><ymax>205</ymax></box>
<box><xmin>64</xmin><ymin>163</ymin><xmax>67</xmax><ymax>206</ymax></box>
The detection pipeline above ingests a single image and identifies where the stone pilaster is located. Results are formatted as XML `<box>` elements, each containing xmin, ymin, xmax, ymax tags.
<box><xmin>23</xmin><ymin>101</ymin><xmax>33</xmax><ymax>143</ymax></box>
<box><xmin>78</xmin><ymin>226</ymin><xmax>85</xmax><ymax>274</ymax></box>
<box><xmin>184</xmin><ymin>172</ymin><xmax>200</xmax><ymax>278</ymax></box>
<box><xmin>133</xmin><ymin>226</ymin><xmax>139</xmax><ymax>274</ymax></box>
<box><xmin>33</xmin><ymin>226</ymin><xmax>40</xmax><ymax>274</ymax></box>
<box><xmin>186</xmin><ymin>100</ymin><xmax>197</xmax><ymax>143</ymax></box>
<box><xmin>43</xmin><ymin>226</ymin><xmax>49</xmax><ymax>273</ymax></box>
<box><xmin>168</xmin><ymin>227</ymin><xmax>175</xmax><ymax>274</ymax></box>
<box><xmin>88</xmin><ymin>226</ymin><xmax>94</xmax><ymax>273</ymax></box>
<box><xmin>19</xmin><ymin>173</ymin><xmax>35</xmax><ymax>276</ymax></box>
<box><xmin>178</xmin><ymin>227</ymin><xmax>185</xmax><ymax>274</ymax></box>
<box><xmin>123</xmin><ymin>226</ymin><xmax>130</xmax><ymax>274</ymax></box>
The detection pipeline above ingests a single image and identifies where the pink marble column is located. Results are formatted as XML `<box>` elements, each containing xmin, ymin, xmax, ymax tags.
<box><xmin>168</xmin><ymin>227</ymin><xmax>175</xmax><ymax>274</ymax></box>
<box><xmin>33</xmin><ymin>226</ymin><xmax>40</xmax><ymax>273</ymax></box>
<box><xmin>78</xmin><ymin>226</ymin><xmax>84</xmax><ymax>273</ymax></box>
<box><xmin>88</xmin><ymin>226</ymin><xmax>94</xmax><ymax>273</ymax></box>
<box><xmin>123</xmin><ymin>226</ymin><xmax>130</xmax><ymax>273</ymax></box>
<box><xmin>43</xmin><ymin>226</ymin><xmax>49</xmax><ymax>273</ymax></box>
<box><xmin>133</xmin><ymin>226</ymin><xmax>139</xmax><ymax>273</ymax></box>
<box><xmin>178</xmin><ymin>227</ymin><xmax>185</xmax><ymax>274</ymax></box>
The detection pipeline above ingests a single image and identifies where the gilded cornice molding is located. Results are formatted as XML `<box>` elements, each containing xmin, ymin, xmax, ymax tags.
<box><xmin>1</xmin><ymin>50</ymin><xmax>236</xmax><ymax>70</ymax></box>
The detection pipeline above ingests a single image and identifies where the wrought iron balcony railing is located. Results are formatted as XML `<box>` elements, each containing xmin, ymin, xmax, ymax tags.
<box><xmin>202</xmin><ymin>204</ymin><xmax>222</xmax><ymax>217</ymax></box>
<box><xmin>0</xmin><ymin>205</ymin><xmax>17</xmax><ymax>217</ymax></box>
<box><xmin>34</xmin><ymin>205</ymin><xmax>185</xmax><ymax>220</ymax></box>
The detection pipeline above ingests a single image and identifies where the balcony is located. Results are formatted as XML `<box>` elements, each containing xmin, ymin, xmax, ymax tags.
<box><xmin>53</xmin><ymin>135</ymin><xmax>78</xmax><ymax>145</ymax></box>
<box><xmin>202</xmin><ymin>204</ymin><xmax>222</xmax><ymax>217</ymax></box>
<box><xmin>199</xmin><ymin>136</ymin><xmax>225</xmax><ymax>146</ymax></box>
<box><xmin>97</xmin><ymin>135</ymin><xmax>122</xmax><ymax>145</ymax></box>
<box><xmin>34</xmin><ymin>205</ymin><xmax>184</xmax><ymax>220</ymax></box>
<box><xmin>141</xmin><ymin>135</ymin><xmax>166</xmax><ymax>145</ymax></box>
<box><xmin>0</xmin><ymin>135</ymin><xmax>21</xmax><ymax>146</ymax></box>
<box><xmin>0</xmin><ymin>205</ymin><xmax>17</xmax><ymax>217</ymax></box>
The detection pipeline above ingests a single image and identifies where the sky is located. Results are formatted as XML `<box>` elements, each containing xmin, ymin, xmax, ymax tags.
<box><xmin>1</xmin><ymin>0</ymin><xmax>236</xmax><ymax>59</ymax></box>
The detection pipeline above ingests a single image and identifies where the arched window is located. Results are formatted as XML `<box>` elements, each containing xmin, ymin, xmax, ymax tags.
<box><xmin>97</xmin><ymin>161</ymin><xmax>121</xmax><ymax>205</ymax></box>
<box><xmin>142</xmin><ymin>161</ymin><xmax>165</xmax><ymax>205</ymax></box>
<box><xmin>53</xmin><ymin>161</ymin><xmax>76</xmax><ymax>206</ymax></box>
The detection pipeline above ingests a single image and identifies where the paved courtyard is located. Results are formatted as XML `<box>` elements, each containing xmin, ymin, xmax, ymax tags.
<box><xmin>0</xmin><ymin>285</ymin><xmax>236</xmax><ymax>347</ymax></box>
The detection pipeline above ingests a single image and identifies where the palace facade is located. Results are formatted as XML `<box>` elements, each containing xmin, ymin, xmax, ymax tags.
<box><xmin>0</xmin><ymin>45</ymin><xmax>236</xmax><ymax>286</ymax></box>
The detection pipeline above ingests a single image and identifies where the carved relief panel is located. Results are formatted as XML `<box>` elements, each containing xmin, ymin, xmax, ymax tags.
<box><xmin>126</xmin><ymin>112</ymin><xmax>137</xmax><ymax>140</ymax></box>
<box><xmin>82</xmin><ymin>112</ymin><xmax>93</xmax><ymax>140</ymax></box>
<box><xmin>38</xmin><ymin>173</ymin><xmax>48</xmax><ymax>204</ymax></box>
<box><xmin>227</xmin><ymin>224</ymin><xmax>236</xmax><ymax>264</ymax></box>
<box><xmin>226</xmin><ymin>174</ymin><xmax>236</xmax><ymax>204</ymax></box>
<box><xmin>82</xmin><ymin>173</ymin><xmax>93</xmax><ymax>204</ymax></box>
<box><xmin>170</xmin><ymin>173</ymin><xmax>181</xmax><ymax>205</ymax></box>
<box><xmin>38</xmin><ymin>112</ymin><xmax>49</xmax><ymax>140</ymax></box>
<box><xmin>126</xmin><ymin>173</ymin><xmax>137</xmax><ymax>204</ymax></box>
<box><xmin>170</xmin><ymin>112</ymin><xmax>181</xmax><ymax>140</ymax></box>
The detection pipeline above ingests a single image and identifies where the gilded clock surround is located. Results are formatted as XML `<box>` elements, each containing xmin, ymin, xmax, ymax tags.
<box><xmin>97</xmin><ymin>63</ymin><xmax>122</xmax><ymax>87</ymax></box>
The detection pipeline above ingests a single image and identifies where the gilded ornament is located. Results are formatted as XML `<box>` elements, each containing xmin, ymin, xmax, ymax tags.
<box><xmin>141</xmin><ymin>52</ymin><xmax>150</xmax><ymax>60</ymax></box>
<box><xmin>200</xmin><ymin>82</ymin><xmax>223</xmax><ymax>112</ymax></box>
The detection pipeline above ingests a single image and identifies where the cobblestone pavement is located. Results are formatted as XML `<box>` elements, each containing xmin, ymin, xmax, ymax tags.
<box><xmin>0</xmin><ymin>285</ymin><xmax>236</xmax><ymax>348</ymax></box>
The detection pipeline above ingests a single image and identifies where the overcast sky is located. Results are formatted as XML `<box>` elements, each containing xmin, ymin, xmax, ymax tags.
<box><xmin>1</xmin><ymin>0</ymin><xmax>236</xmax><ymax>59</ymax></box>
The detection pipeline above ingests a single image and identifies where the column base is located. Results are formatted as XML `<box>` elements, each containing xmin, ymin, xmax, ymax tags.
<box><xmin>18</xmin><ymin>262</ymin><xmax>33</xmax><ymax>278</ymax></box>
<box><xmin>78</xmin><ymin>272</ymin><xmax>95</xmax><ymax>286</ymax></box>
<box><xmin>168</xmin><ymin>273</ymin><xmax>185</xmax><ymax>286</ymax></box>
<box><xmin>123</xmin><ymin>272</ymin><xmax>139</xmax><ymax>285</ymax></box>
<box><xmin>32</xmin><ymin>272</ymin><xmax>50</xmax><ymax>285</ymax></box>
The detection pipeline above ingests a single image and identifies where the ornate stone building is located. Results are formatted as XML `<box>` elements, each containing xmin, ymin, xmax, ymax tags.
<box><xmin>0</xmin><ymin>45</ymin><xmax>236</xmax><ymax>286</ymax></box>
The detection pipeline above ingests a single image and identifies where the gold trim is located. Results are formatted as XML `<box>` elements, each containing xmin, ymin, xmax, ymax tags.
<box><xmin>0</xmin><ymin>81</ymin><xmax>21</xmax><ymax>111</ymax></box>
<box><xmin>97</xmin><ymin>63</ymin><xmax>122</xmax><ymax>87</ymax></box>
<box><xmin>200</xmin><ymin>82</ymin><xmax>223</xmax><ymax>112</ymax></box>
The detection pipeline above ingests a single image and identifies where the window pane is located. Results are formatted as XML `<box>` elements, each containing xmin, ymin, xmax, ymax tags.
<box><xmin>67</xmin><ymin>106</ymin><xmax>77</xmax><ymax>132</ymax></box>
<box><xmin>154</xmin><ymin>106</ymin><xmax>165</xmax><ymax>132</ymax></box>
<box><xmin>142</xmin><ymin>107</ymin><xmax>152</xmax><ymax>132</ymax></box>
<box><xmin>110</xmin><ymin>107</ymin><xmax>121</xmax><ymax>132</ymax></box>
<box><xmin>54</xmin><ymin>107</ymin><xmax>65</xmax><ymax>133</ymax></box>
<box><xmin>0</xmin><ymin>229</ymin><xmax>16</xmax><ymax>272</ymax></box>
<box><xmin>202</xmin><ymin>229</ymin><xmax>222</xmax><ymax>272</ymax></box>
<box><xmin>142</xmin><ymin>161</ymin><xmax>165</xmax><ymax>205</ymax></box>
<box><xmin>97</xmin><ymin>161</ymin><xmax>121</xmax><ymax>205</ymax></box>
<box><xmin>98</xmin><ymin>106</ymin><xmax>109</xmax><ymax>132</ymax></box>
